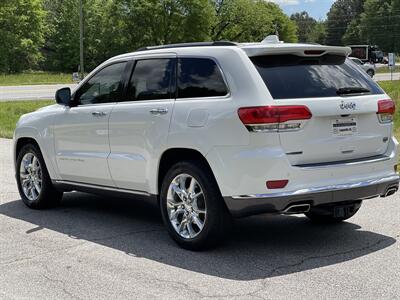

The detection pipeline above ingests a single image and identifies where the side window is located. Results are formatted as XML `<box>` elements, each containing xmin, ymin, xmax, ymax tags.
<box><xmin>177</xmin><ymin>58</ymin><xmax>228</xmax><ymax>98</ymax></box>
<box><xmin>75</xmin><ymin>62</ymin><xmax>126</xmax><ymax>105</ymax></box>
<box><xmin>126</xmin><ymin>58</ymin><xmax>175</xmax><ymax>101</ymax></box>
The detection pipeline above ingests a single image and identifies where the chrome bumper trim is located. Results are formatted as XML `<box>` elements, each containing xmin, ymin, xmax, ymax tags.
<box><xmin>55</xmin><ymin>180</ymin><xmax>150</xmax><ymax>196</ymax></box>
<box><xmin>231</xmin><ymin>174</ymin><xmax>400</xmax><ymax>200</ymax></box>
<box><xmin>294</xmin><ymin>154</ymin><xmax>392</xmax><ymax>169</ymax></box>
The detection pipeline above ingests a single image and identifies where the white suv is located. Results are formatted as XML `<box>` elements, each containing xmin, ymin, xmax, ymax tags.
<box><xmin>14</xmin><ymin>37</ymin><xmax>399</xmax><ymax>250</ymax></box>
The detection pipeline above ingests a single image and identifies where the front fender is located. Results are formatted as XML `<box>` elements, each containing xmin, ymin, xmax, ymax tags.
<box><xmin>14</xmin><ymin>125</ymin><xmax>59</xmax><ymax>181</ymax></box>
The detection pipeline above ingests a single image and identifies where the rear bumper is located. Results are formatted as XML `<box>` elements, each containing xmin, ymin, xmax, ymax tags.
<box><xmin>224</xmin><ymin>175</ymin><xmax>399</xmax><ymax>217</ymax></box>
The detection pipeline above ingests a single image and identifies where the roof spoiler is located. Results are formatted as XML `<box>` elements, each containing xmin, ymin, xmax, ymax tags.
<box><xmin>242</xmin><ymin>45</ymin><xmax>352</xmax><ymax>58</ymax></box>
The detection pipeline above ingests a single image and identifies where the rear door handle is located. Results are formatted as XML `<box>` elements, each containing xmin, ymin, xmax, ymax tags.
<box><xmin>92</xmin><ymin>111</ymin><xmax>107</xmax><ymax>117</ymax></box>
<box><xmin>149</xmin><ymin>108</ymin><xmax>168</xmax><ymax>115</ymax></box>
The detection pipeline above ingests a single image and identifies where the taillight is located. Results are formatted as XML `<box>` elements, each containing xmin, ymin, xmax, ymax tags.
<box><xmin>238</xmin><ymin>105</ymin><xmax>312</xmax><ymax>132</ymax></box>
<box><xmin>377</xmin><ymin>99</ymin><xmax>395</xmax><ymax>123</ymax></box>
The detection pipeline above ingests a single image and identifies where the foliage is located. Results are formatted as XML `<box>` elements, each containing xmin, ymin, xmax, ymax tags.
<box><xmin>290</xmin><ymin>11</ymin><xmax>326</xmax><ymax>44</ymax></box>
<box><xmin>212</xmin><ymin>0</ymin><xmax>297</xmax><ymax>42</ymax></box>
<box><xmin>0</xmin><ymin>72</ymin><xmax>73</xmax><ymax>86</ymax></box>
<box><xmin>0</xmin><ymin>100</ymin><xmax>53</xmax><ymax>138</ymax></box>
<box><xmin>326</xmin><ymin>0</ymin><xmax>400</xmax><ymax>51</ymax></box>
<box><xmin>4</xmin><ymin>0</ymin><xmax>400</xmax><ymax>74</ymax></box>
<box><xmin>39</xmin><ymin>0</ymin><xmax>297</xmax><ymax>72</ymax></box>
<box><xmin>392</xmin><ymin>0</ymin><xmax>400</xmax><ymax>52</ymax></box>
<box><xmin>376</xmin><ymin>65</ymin><xmax>400</xmax><ymax>73</ymax></box>
<box><xmin>42</xmin><ymin>0</ymin><xmax>113</xmax><ymax>72</ymax></box>
<box><xmin>106</xmin><ymin>0</ymin><xmax>214</xmax><ymax>50</ymax></box>
<box><xmin>359</xmin><ymin>0</ymin><xmax>399</xmax><ymax>53</ymax></box>
<box><xmin>342</xmin><ymin>18</ymin><xmax>362</xmax><ymax>45</ymax></box>
<box><xmin>290</xmin><ymin>11</ymin><xmax>316</xmax><ymax>43</ymax></box>
<box><xmin>308</xmin><ymin>22</ymin><xmax>327</xmax><ymax>44</ymax></box>
<box><xmin>325</xmin><ymin>0</ymin><xmax>365</xmax><ymax>45</ymax></box>
<box><xmin>0</xmin><ymin>0</ymin><xmax>46</xmax><ymax>73</ymax></box>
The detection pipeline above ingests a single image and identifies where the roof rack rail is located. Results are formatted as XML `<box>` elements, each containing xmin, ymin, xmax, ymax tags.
<box><xmin>136</xmin><ymin>41</ymin><xmax>238</xmax><ymax>52</ymax></box>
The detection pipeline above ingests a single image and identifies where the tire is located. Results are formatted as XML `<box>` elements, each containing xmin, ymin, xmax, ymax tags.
<box><xmin>367</xmin><ymin>69</ymin><xmax>375</xmax><ymax>77</ymax></box>
<box><xmin>305</xmin><ymin>201</ymin><xmax>362</xmax><ymax>223</ymax></box>
<box><xmin>16</xmin><ymin>143</ymin><xmax>63</xmax><ymax>209</ymax></box>
<box><xmin>160</xmin><ymin>160</ymin><xmax>231</xmax><ymax>250</ymax></box>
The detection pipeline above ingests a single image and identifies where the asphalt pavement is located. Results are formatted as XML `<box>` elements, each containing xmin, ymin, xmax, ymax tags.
<box><xmin>0</xmin><ymin>138</ymin><xmax>399</xmax><ymax>299</ymax></box>
<box><xmin>0</xmin><ymin>84</ymin><xmax>77</xmax><ymax>102</ymax></box>
<box><xmin>0</xmin><ymin>73</ymin><xmax>399</xmax><ymax>102</ymax></box>
<box><xmin>374</xmin><ymin>72</ymin><xmax>400</xmax><ymax>81</ymax></box>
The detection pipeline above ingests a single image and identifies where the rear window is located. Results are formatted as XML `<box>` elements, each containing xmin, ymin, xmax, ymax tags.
<box><xmin>251</xmin><ymin>54</ymin><xmax>383</xmax><ymax>99</ymax></box>
<box><xmin>177</xmin><ymin>58</ymin><xmax>228</xmax><ymax>98</ymax></box>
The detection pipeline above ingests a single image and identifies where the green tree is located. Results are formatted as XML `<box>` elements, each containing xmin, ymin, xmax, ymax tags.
<box><xmin>290</xmin><ymin>11</ymin><xmax>317</xmax><ymax>43</ymax></box>
<box><xmin>269</xmin><ymin>2</ymin><xmax>297</xmax><ymax>42</ymax></box>
<box><xmin>211</xmin><ymin>0</ymin><xmax>297</xmax><ymax>42</ymax></box>
<box><xmin>342</xmin><ymin>18</ymin><xmax>362</xmax><ymax>44</ymax></box>
<box><xmin>42</xmin><ymin>0</ymin><xmax>79</xmax><ymax>72</ymax></box>
<box><xmin>325</xmin><ymin>0</ymin><xmax>365</xmax><ymax>45</ymax></box>
<box><xmin>43</xmin><ymin>0</ymin><xmax>111</xmax><ymax>72</ymax></box>
<box><xmin>390</xmin><ymin>0</ymin><xmax>400</xmax><ymax>52</ymax></box>
<box><xmin>0</xmin><ymin>0</ymin><xmax>46</xmax><ymax>73</ymax></box>
<box><xmin>308</xmin><ymin>21</ymin><xmax>327</xmax><ymax>44</ymax></box>
<box><xmin>41</xmin><ymin>0</ymin><xmax>298</xmax><ymax>73</ymax></box>
<box><xmin>104</xmin><ymin>0</ymin><xmax>215</xmax><ymax>53</ymax></box>
<box><xmin>359</xmin><ymin>0</ymin><xmax>393</xmax><ymax>52</ymax></box>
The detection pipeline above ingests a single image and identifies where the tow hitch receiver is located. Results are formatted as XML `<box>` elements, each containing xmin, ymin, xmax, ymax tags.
<box><xmin>334</xmin><ymin>204</ymin><xmax>357</xmax><ymax>218</ymax></box>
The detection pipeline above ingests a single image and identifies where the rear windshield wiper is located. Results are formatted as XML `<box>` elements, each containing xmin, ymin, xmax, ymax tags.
<box><xmin>336</xmin><ymin>87</ymin><xmax>371</xmax><ymax>95</ymax></box>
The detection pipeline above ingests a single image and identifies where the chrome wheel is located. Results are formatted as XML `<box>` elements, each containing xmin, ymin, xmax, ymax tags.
<box><xmin>167</xmin><ymin>174</ymin><xmax>206</xmax><ymax>239</ymax></box>
<box><xmin>19</xmin><ymin>152</ymin><xmax>42</xmax><ymax>201</ymax></box>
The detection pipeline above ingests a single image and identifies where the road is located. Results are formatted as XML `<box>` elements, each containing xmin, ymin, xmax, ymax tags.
<box><xmin>375</xmin><ymin>72</ymin><xmax>400</xmax><ymax>81</ymax></box>
<box><xmin>0</xmin><ymin>73</ymin><xmax>399</xmax><ymax>102</ymax></box>
<box><xmin>0</xmin><ymin>138</ymin><xmax>399</xmax><ymax>299</ymax></box>
<box><xmin>0</xmin><ymin>84</ymin><xmax>77</xmax><ymax>102</ymax></box>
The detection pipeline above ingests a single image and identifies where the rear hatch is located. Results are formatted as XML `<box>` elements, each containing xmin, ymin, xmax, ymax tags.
<box><xmin>247</xmin><ymin>49</ymin><xmax>393</xmax><ymax>166</ymax></box>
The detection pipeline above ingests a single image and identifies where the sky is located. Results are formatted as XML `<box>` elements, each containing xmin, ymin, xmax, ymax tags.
<box><xmin>270</xmin><ymin>0</ymin><xmax>335</xmax><ymax>20</ymax></box>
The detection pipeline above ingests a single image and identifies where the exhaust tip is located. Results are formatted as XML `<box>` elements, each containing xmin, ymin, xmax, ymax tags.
<box><xmin>283</xmin><ymin>204</ymin><xmax>311</xmax><ymax>214</ymax></box>
<box><xmin>383</xmin><ymin>187</ymin><xmax>398</xmax><ymax>197</ymax></box>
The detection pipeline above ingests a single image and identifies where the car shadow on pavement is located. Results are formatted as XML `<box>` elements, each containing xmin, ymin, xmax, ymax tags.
<box><xmin>0</xmin><ymin>192</ymin><xmax>396</xmax><ymax>281</ymax></box>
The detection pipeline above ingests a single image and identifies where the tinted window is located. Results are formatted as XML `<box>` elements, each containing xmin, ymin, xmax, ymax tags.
<box><xmin>178</xmin><ymin>58</ymin><xmax>228</xmax><ymax>98</ymax></box>
<box><xmin>127</xmin><ymin>59</ymin><xmax>175</xmax><ymax>101</ymax></box>
<box><xmin>251</xmin><ymin>55</ymin><xmax>383</xmax><ymax>99</ymax></box>
<box><xmin>75</xmin><ymin>62</ymin><xmax>126</xmax><ymax>105</ymax></box>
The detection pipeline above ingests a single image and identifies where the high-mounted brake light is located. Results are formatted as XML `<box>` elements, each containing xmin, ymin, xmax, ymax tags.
<box><xmin>238</xmin><ymin>105</ymin><xmax>312</xmax><ymax>132</ymax></box>
<box><xmin>377</xmin><ymin>99</ymin><xmax>395</xmax><ymax>123</ymax></box>
<box><xmin>304</xmin><ymin>50</ymin><xmax>325</xmax><ymax>55</ymax></box>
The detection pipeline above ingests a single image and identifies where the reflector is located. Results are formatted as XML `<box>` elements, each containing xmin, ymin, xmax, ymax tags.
<box><xmin>266</xmin><ymin>180</ymin><xmax>289</xmax><ymax>189</ymax></box>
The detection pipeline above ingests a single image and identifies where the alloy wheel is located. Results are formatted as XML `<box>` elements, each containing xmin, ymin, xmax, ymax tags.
<box><xmin>166</xmin><ymin>174</ymin><xmax>207</xmax><ymax>239</ymax></box>
<box><xmin>19</xmin><ymin>152</ymin><xmax>42</xmax><ymax>201</ymax></box>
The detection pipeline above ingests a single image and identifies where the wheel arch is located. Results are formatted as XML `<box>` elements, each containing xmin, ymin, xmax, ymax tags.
<box><xmin>157</xmin><ymin>148</ymin><xmax>219</xmax><ymax>196</ymax></box>
<box><xmin>14</xmin><ymin>135</ymin><xmax>58</xmax><ymax>181</ymax></box>
<box><xmin>15</xmin><ymin>137</ymin><xmax>41</xmax><ymax>163</ymax></box>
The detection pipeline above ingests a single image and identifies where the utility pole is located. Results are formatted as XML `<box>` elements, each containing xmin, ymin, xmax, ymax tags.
<box><xmin>79</xmin><ymin>0</ymin><xmax>84</xmax><ymax>79</ymax></box>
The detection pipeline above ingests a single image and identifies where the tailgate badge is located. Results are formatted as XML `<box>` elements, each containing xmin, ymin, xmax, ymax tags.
<box><xmin>340</xmin><ymin>101</ymin><xmax>356</xmax><ymax>110</ymax></box>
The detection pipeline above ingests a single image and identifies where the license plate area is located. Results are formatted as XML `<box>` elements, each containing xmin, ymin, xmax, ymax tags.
<box><xmin>332</xmin><ymin>117</ymin><xmax>357</xmax><ymax>136</ymax></box>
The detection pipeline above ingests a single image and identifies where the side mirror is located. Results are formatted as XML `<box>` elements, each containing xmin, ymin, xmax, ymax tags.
<box><xmin>55</xmin><ymin>87</ymin><xmax>71</xmax><ymax>106</ymax></box>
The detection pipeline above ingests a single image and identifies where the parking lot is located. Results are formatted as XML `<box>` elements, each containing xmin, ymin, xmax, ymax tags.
<box><xmin>0</xmin><ymin>138</ymin><xmax>399</xmax><ymax>299</ymax></box>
